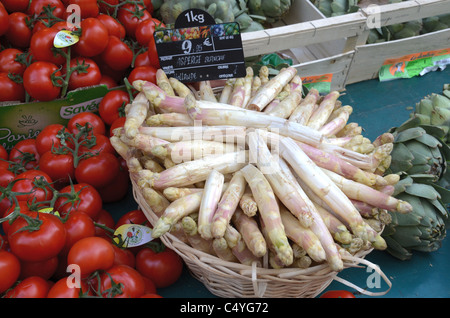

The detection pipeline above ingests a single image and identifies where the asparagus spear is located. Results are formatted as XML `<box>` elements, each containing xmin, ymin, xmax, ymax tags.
<box><xmin>232</xmin><ymin>208</ymin><xmax>267</xmax><ymax>258</ymax></box>
<box><xmin>123</xmin><ymin>92</ymin><xmax>149</xmax><ymax>139</ymax></box>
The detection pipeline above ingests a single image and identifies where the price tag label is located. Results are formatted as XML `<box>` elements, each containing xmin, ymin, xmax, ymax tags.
<box><xmin>154</xmin><ymin>9</ymin><xmax>246</xmax><ymax>83</ymax></box>
<box><xmin>53</xmin><ymin>30</ymin><xmax>79</xmax><ymax>48</ymax></box>
<box><xmin>113</xmin><ymin>224</ymin><xmax>154</xmax><ymax>248</ymax></box>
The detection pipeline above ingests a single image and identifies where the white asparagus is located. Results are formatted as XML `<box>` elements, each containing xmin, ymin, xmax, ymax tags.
<box><xmin>198</xmin><ymin>170</ymin><xmax>225</xmax><ymax>240</ymax></box>
<box><xmin>228</xmin><ymin>78</ymin><xmax>246</xmax><ymax>107</ymax></box>
<box><xmin>211</xmin><ymin>171</ymin><xmax>246</xmax><ymax>238</ymax></box>
<box><xmin>319</xmin><ymin>105</ymin><xmax>353</xmax><ymax>137</ymax></box>
<box><xmin>242</xmin><ymin>67</ymin><xmax>254</xmax><ymax>107</ymax></box>
<box><xmin>212</xmin><ymin>237</ymin><xmax>239</xmax><ymax>262</ymax></box>
<box><xmin>123</xmin><ymin>92</ymin><xmax>149</xmax><ymax>139</ymax></box>
<box><xmin>156</xmin><ymin>69</ymin><xmax>175</xmax><ymax>96</ymax></box>
<box><xmin>199</xmin><ymin>80</ymin><xmax>217</xmax><ymax>102</ymax></box>
<box><xmin>279</xmin><ymin>137</ymin><xmax>371</xmax><ymax>242</ymax></box>
<box><xmin>169</xmin><ymin>77</ymin><xmax>191</xmax><ymax>97</ymax></box>
<box><xmin>232</xmin><ymin>208</ymin><xmax>267</xmax><ymax>257</ymax></box>
<box><xmin>219</xmin><ymin>79</ymin><xmax>235</xmax><ymax>104</ymax></box>
<box><xmin>240</xmin><ymin>164</ymin><xmax>293</xmax><ymax>266</ymax></box>
<box><xmin>306</xmin><ymin>91</ymin><xmax>340</xmax><ymax>130</ymax></box>
<box><xmin>246</xmin><ymin>66</ymin><xmax>297</xmax><ymax>111</ymax></box>
<box><xmin>146</xmin><ymin>113</ymin><xmax>193</xmax><ymax>126</ymax></box>
<box><xmin>163</xmin><ymin>187</ymin><xmax>203</xmax><ymax>202</ymax></box>
<box><xmin>289</xmin><ymin>88</ymin><xmax>320</xmax><ymax>125</ymax></box>
<box><xmin>264</xmin><ymin>76</ymin><xmax>303</xmax><ymax>119</ymax></box>
<box><xmin>239</xmin><ymin>186</ymin><xmax>258</xmax><ymax>217</ymax></box>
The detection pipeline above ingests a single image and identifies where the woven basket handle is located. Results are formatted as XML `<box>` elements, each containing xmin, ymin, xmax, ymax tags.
<box><xmin>332</xmin><ymin>255</ymin><xmax>392</xmax><ymax>297</ymax></box>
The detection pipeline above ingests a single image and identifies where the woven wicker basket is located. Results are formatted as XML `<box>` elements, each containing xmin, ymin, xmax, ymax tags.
<box><xmin>131</xmin><ymin>177</ymin><xmax>392</xmax><ymax>298</ymax></box>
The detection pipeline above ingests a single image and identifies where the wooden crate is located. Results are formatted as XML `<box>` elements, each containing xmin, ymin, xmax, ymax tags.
<box><xmin>347</xmin><ymin>0</ymin><xmax>450</xmax><ymax>84</ymax></box>
<box><xmin>240</xmin><ymin>0</ymin><xmax>367</xmax><ymax>91</ymax></box>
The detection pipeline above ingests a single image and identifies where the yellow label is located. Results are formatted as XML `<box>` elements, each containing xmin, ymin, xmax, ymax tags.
<box><xmin>54</xmin><ymin>30</ymin><xmax>79</xmax><ymax>48</ymax></box>
<box><xmin>38</xmin><ymin>207</ymin><xmax>60</xmax><ymax>217</ymax></box>
<box><xmin>113</xmin><ymin>224</ymin><xmax>154</xmax><ymax>248</ymax></box>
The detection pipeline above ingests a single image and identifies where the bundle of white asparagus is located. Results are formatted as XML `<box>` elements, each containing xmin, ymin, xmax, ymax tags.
<box><xmin>111</xmin><ymin>67</ymin><xmax>413</xmax><ymax>272</ymax></box>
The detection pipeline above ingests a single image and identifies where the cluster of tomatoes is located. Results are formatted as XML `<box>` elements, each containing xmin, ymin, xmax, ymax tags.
<box><xmin>0</xmin><ymin>109</ymin><xmax>184</xmax><ymax>298</ymax></box>
<box><xmin>0</xmin><ymin>0</ymin><xmax>162</xmax><ymax>103</ymax></box>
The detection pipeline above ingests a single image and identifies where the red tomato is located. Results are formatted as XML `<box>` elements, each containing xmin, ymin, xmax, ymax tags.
<box><xmin>112</xmin><ymin>244</ymin><xmax>136</xmax><ymax>268</ymax></box>
<box><xmin>78</xmin><ymin>133</ymin><xmax>116</xmax><ymax>156</ymax></box>
<box><xmin>0</xmin><ymin>48</ymin><xmax>27</xmax><ymax>76</ymax></box>
<box><xmin>98</xmin><ymin>75</ymin><xmax>118</xmax><ymax>89</ymax></box>
<box><xmin>67</xmin><ymin>236</ymin><xmax>115</xmax><ymax>277</ymax></box>
<box><xmin>98</xmin><ymin>0</ymin><xmax>118</xmax><ymax>14</ymax></box>
<box><xmin>0</xmin><ymin>250</ymin><xmax>21</xmax><ymax>293</ymax></box>
<box><xmin>135</xmin><ymin>246</ymin><xmax>183</xmax><ymax>288</ymax></box>
<box><xmin>62</xmin><ymin>211</ymin><xmax>96</xmax><ymax>255</ymax></box>
<box><xmin>115</xmin><ymin>209</ymin><xmax>149</xmax><ymax>228</ymax></box>
<box><xmin>320</xmin><ymin>290</ymin><xmax>356</xmax><ymax>298</ymax></box>
<box><xmin>98</xmin><ymin>90</ymin><xmax>130</xmax><ymax>125</ymax></box>
<box><xmin>100</xmin><ymin>264</ymin><xmax>145</xmax><ymax>298</ymax></box>
<box><xmin>29</xmin><ymin>27</ymin><xmax>67</xmax><ymax>65</ymax></box>
<box><xmin>23</xmin><ymin>61</ymin><xmax>63</xmax><ymax>102</ymax></box>
<box><xmin>101</xmin><ymin>35</ymin><xmax>133</xmax><ymax>71</ymax></box>
<box><xmin>5</xmin><ymin>12</ymin><xmax>32</xmax><ymax>48</ymax></box>
<box><xmin>135</xmin><ymin>19</ymin><xmax>157</xmax><ymax>46</ymax></box>
<box><xmin>67</xmin><ymin>57</ymin><xmax>102</xmax><ymax>90</ymax></box>
<box><xmin>0</xmin><ymin>2</ymin><xmax>9</xmax><ymax>36</ymax></box>
<box><xmin>0</xmin><ymin>144</ymin><xmax>7</xmax><ymax>160</ymax></box>
<box><xmin>109</xmin><ymin>116</ymin><xmax>126</xmax><ymax>137</ymax></box>
<box><xmin>35</xmin><ymin>123</ymin><xmax>70</xmax><ymax>156</ymax></box>
<box><xmin>1</xmin><ymin>0</ymin><xmax>30</xmax><ymax>12</ymax></box>
<box><xmin>47</xmin><ymin>277</ymin><xmax>91</xmax><ymax>298</ymax></box>
<box><xmin>8</xmin><ymin>139</ymin><xmax>40</xmax><ymax>170</ymax></box>
<box><xmin>97</xmin><ymin>13</ymin><xmax>126</xmax><ymax>39</ymax></box>
<box><xmin>68</xmin><ymin>0</ymin><xmax>99</xmax><ymax>19</ymax></box>
<box><xmin>128</xmin><ymin>65</ymin><xmax>157</xmax><ymax>84</ymax></box>
<box><xmin>38</xmin><ymin>151</ymin><xmax>75</xmax><ymax>190</ymax></box>
<box><xmin>67</xmin><ymin>111</ymin><xmax>106</xmax><ymax>136</ymax></box>
<box><xmin>54</xmin><ymin>183</ymin><xmax>102</xmax><ymax>219</ymax></box>
<box><xmin>96</xmin><ymin>167</ymin><xmax>129</xmax><ymax>203</ymax></box>
<box><xmin>135</xmin><ymin>51</ymin><xmax>151</xmax><ymax>67</ymax></box>
<box><xmin>0</xmin><ymin>72</ymin><xmax>25</xmax><ymax>102</ymax></box>
<box><xmin>75</xmin><ymin>152</ymin><xmax>120</xmax><ymax>189</ymax></box>
<box><xmin>2</xmin><ymin>201</ymin><xmax>32</xmax><ymax>236</ymax></box>
<box><xmin>142</xmin><ymin>276</ymin><xmax>157</xmax><ymax>294</ymax></box>
<box><xmin>11</xmin><ymin>169</ymin><xmax>53</xmax><ymax>204</ymax></box>
<box><xmin>94</xmin><ymin>208</ymin><xmax>115</xmax><ymax>239</ymax></box>
<box><xmin>19</xmin><ymin>256</ymin><xmax>59</xmax><ymax>280</ymax></box>
<box><xmin>4</xmin><ymin>276</ymin><xmax>50</xmax><ymax>298</ymax></box>
<box><xmin>0</xmin><ymin>167</ymin><xmax>15</xmax><ymax>188</ymax></box>
<box><xmin>117</xmin><ymin>3</ymin><xmax>151</xmax><ymax>38</ymax></box>
<box><xmin>73</xmin><ymin>17</ymin><xmax>109</xmax><ymax>57</ymax></box>
<box><xmin>8</xmin><ymin>211</ymin><xmax>66</xmax><ymax>262</ymax></box>
<box><xmin>28</xmin><ymin>0</ymin><xmax>66</xmax><ymax>19</ymax></box>
<box><xmin>147</xmin><ymin>33</ymin><xmax>160</xmax><ymax>68</ymax></box>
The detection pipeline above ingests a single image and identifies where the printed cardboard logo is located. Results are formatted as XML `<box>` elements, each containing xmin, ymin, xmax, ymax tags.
<box><xmin>60</xmin><ymin>97</ymin><xmax>102</xmax><ymax>119</ymax></box>
<box><xmin>18</xmin><ymin>115</ymin><xmax>38</xmax><ymax>128</ymax></box>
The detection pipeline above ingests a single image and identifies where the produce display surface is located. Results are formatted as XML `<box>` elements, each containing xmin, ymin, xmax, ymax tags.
<box><xmin>105</xmin><ymin>66</ymin><xmax>450</xmax><ymax>298</ymax></box>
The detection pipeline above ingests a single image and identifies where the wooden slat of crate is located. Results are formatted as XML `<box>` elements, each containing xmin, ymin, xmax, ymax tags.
<box><xmin>361</xmin><ymin>0</ymin><xmax>450</xmax><ymax>27</ymax></box>
<box><xmin>294</xmin><ymin>51</ymin><xmax>355</xmax><ymax>91</ymax></box>
<box><xmin>346</xmin><ymin>28</ymin><xmax>450</xmax><ymax>84</ymax></box>
<box><xmin>241</xmin><ymin>12</ymin><xmax>367</xmax><ymax>58</ymax></box>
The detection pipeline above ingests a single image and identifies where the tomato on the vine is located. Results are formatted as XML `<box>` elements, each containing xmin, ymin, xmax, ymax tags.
<box><xmin>128</xmin><ymin>65</ymin><xmax>157</xmax><ymax>84</ymax></box>
<box><xmin>67</xmin><ymin>57</ymin><xmax>102</xmax><ymax>90</ymax></box>
<box><xmin>98</xmin><ymin>89</ymin><xmax>130</xmax><ymax>126</ymax></box>
<box><xmin>75</xmin><ymin>152</ymin><xmax>120</xmax><ymax>189</ymax></box>
<box><xmin>4</xmin><ymin>275</ymin><xmax>50</xmax><ymax>298</ymax></box>
<box><xmin>62</xmin><ymin>211</ymin><xmax>96</xmax><ymax>255</ymax></box>
<box><xmin>78</xmin><ymin>133</ymin><xmax>116</xmax><ymax>156</ymax></box>
<box><xmin>11</xmin><ymin>169</ymin><xmax>53</xmax><ymax>204</ymax></box>
<box><xmin>8</xmin><ymin>139</ymin><xmax>40</xmax><ymax>170</ymax></box>
<box><xmin>23</xmin><ymin>61</ymin><xmax>63</xmax><ymax>102</ymax></box>
<box><xmin>0</xmin><ymin>250</ymin><xmax>21</xmax><ymax>293</ymax></box>
<box><xmin>135</xmin><ymin>246</ymin><xmax>183</xmax><ymax>288</ymax></box>
<box><xmin>147</xmin><ymin>34</ymin><xmax>160</xmax><ymax>69</ymax></box>
<box><xmin>27</xmin><ymin>0</ymin><xmax>66</xmax><ymax>20</ymax></box>
<box><xmin>115</xmin><ymin>209</ymin><xmax>149</xmax><ymax>228</ymax></box>
<box><xmin>54</xmin><ymin>182</ymin><xmax>103</xmax><ymax>219</ymax></box>
<box><xmin>19</xmin><ymin>256</ymin><xmax>59</xmax><ymax>280</ymax></box>
<box><xmin>0</xmin><ymin>2</ymin><xmax>9</xmax><ymax>37</ymax></box>
<box><xmin>135</xmin><ymin>19</ymin><xmax>157</xmax><ymax>47</ymax></box>
<box><xmin>47</xmin><ymin>277</ymin><xmax>91</xmax><ymax>298</ymax></box>
<box><xmin>1</xmin><ymin>0</ymin><xmax>30</xmax><ymax>13</ymax></box>
<box><xmin>117</xmin><ymin>3</ymin><xmax>151</xmax><ymax>38</ymax></box>
<box><xmin>101</xmin><ymin>35</ymin><xmax>134</xmax><ymax>71</ymax></box>
<box><xmin>67</xmin><ymin>111</ymin><xmax>106</xmax><ymax>136</ymax></box>
<box><xmin>96</xmin><ymin>167</ymin><xmax>129</xmax><ymax>203</ymax></box>
<box><xmin>112</xmin><ymin>244</ymin><xmax>136</xmax><ymax>268</ymax></box>
<box><xmin>68</xmin><ymin>0</ymin><xmax>99</xmax><ymax>19</ymax></box>
<box><xmin>29</xmin><ymin>27</ymin><xmax>67</xmax><ymax>65</ymax></box>
<box><xmin>0</xmin><ymin>72</ymin><xmax>26</xmax><ymax>102</ymax></box>
<box><xmin>8</xmin><ymin>211</ymin><xmax>66</xmax><ymax>262</ymax></box>
<box><xmin>100</xmin><ymin>264</ymin><xmax>146</xmax><ymax>298</ymax></box>
<box><xmin>67</xmin><ymin>236</ymin><xmax>115</xmax><ymax>277</ymax></box>
<box><xmin>35</xmin><ymin>123</ymin><xmax>70</xmax><ymax>156</ymax></box>
<box><xmin>0</xmin><ymin>144</ymin><xmax>7</xmax><ymax>160</ymax></box>
<box><xmin>38</xmin><ymin>151</ymin><xmax>75</xmax><ymax>189</ymax></box>
<box><xmin>73</xmin><ymin>17</ymin><xmax>109</xmax><ymax>57</ymax></box>
<box><xmin>0</xmin><ymin>48</ymin><xmax>27</xmax><ymax>76</ymax></box>
<box><xmin>93</xmin><ymin>208</ymin><xmax>115</xmax><ymax>239</ymax></box>
<box><xmin>4</xmin><ymin>12</ymin><xmax>33</xmax><ymax>49</ymax></box>
<box><xmin>97</xmin><ymin>13</ymin><xmax>126</xmax><ymax>39</ymax></box>
<box><xmin>109</xmin><ymin>116</ymin><xmax>126</xmax><ymax>137</ymax></box>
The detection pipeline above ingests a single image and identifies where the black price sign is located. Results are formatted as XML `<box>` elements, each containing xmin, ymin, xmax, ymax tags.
<box><xmin>154</xmin><ymin>9</ymin><xmax>246</xmax><ymax>83</ymax></box>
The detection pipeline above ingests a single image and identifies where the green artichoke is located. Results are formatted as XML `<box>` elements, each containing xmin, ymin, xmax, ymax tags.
<box><xmin>382</xmin><ymin>175</ymin><xmax>449</xmax><ymax>260</ymax></box>
<box><xmin>247</xmin><ymin>0</ymin><xmax>292</xmax><ymax>23</ymax></box>
<box><xmin>387</xmin><ymin>126</ymin><xmax>450</xmax><ymax>183</ymax></box>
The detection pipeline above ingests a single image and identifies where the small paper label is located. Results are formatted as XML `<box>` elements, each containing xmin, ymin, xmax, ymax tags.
<box><xmin>113</xmin><ymin>224</ymin><xmax>154</xmax><ymax>248</ymax></box>
<box><xmin>54</xmin><ymin>30</ymin><xmax>79</xmax><ymax>48</ymax></box>
<box><xmin>301</xmin><ymin>74</ymin><xmax>333</xmax><ymax>94</ymax></box>
<box><xmin>38</xmin><ymin>207</ymin><xmax>60</xmax><ymax>217</ymax></box>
